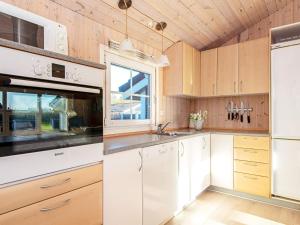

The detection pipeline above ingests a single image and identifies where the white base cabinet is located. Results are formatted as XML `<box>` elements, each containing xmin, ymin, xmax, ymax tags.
<box><xmin>211</xmin><ymin>134</ymin><xmax>234</xmax><ymax>189</ymax></box>
<box><xmin>143</xmin><ymin>142</ymin><xmax>178</xmax><ymax>225</ymax></box>
<box><xmin>103</xmin><ymin>148</ymin><xmax>143</xmax><ymax>225</ymax></box>
<box><xmin>178</xmin><ymin>135</ymin><xmax>211</xmax><ymax>211</ymax></box>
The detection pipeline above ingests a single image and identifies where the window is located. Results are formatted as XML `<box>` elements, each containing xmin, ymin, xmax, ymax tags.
<box><xmin>111</xmin><ymin>64</ymin><xmax>150</xmax><ymax>121</ymax></box>
<box><xmin>104</xmin><ymin>51</ymin><xmax>157</xmax><ymax>131</ymax></box>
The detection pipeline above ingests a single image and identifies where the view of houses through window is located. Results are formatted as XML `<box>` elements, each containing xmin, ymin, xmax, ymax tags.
<box><xmin>110</xmin><ymin>64</ymin><xmax>151</xmax><ymax>121</ymax></box>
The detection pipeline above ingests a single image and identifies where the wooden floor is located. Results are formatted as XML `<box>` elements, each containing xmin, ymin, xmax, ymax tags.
<box><xmin>166</xmin><ymin>191</ymin><xmax>300</xmax><ymax>225</ymax></box>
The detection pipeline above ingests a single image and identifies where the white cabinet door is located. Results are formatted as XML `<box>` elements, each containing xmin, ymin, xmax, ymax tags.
<box><xmin>143</xmin><ymin>142</ymin><xmax>178</xmax><ymax>225</ymax></box>
<box><xmin>178</xmin><ymin>139</ymin><xmax>192</xmax><ymax>211</ymax></box>
<box><xmin>190</xmin><ymin>136</ymin><xmax>204</xmax><ymax>200</ymax></box>
<box><xmin>211</xmin><ymin>134</ymin><xmax>234</xmax><ymax>189</ymax></box>
<box><xmin>272</xmin><ymin>45</ymin><xmax>300</xmax><ymax>139</ymax></box>
<box><xmin>199</xmin><ymin>134</ymin><xmax>211</xmax><ymax>193</ymax></box>
<box><xmin>190</xmin><ymin>135</ymin><xmax>211</xmax><ymax>200</ymax></box>
<box><xmin>103</xmin><ymin>148</ymin><xmax>143</xmax><ymax>225</ymax></box>
<box><xmin>272</xmin><ymin>139</ymin><xmax>300</xmax><ymax>201</ymax></box>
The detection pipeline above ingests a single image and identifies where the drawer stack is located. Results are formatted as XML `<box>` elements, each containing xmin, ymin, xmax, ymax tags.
<box><xmin>0</xmin><ymin>163</ymin><xmax>103</xmax><ymax>225</ymax></box>
<box><xmin>233</xmin><ymin>135</ymin><xmax>270</xmax><ymax>198</ymax></box>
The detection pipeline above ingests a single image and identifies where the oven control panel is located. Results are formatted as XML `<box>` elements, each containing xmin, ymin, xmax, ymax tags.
<box><xmin>1</xmin><ymin>46</ymin><xmax>104</xmax><ymax>88</ymax></box>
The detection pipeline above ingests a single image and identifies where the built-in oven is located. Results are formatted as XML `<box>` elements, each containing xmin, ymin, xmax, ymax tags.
<box><xmin>0</xmin><ymin>46</ymin><xmax>104</xmax><ymax>185</ymax></box>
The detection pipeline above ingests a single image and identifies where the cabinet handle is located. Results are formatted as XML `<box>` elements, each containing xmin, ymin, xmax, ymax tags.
<box><xmin>234</xmin><ymin>81</ymin><xmax>236</xmax><ymax>93</ymax></box>
<box><xmin>243</xmin><ymin>175</ymin><xmax>258</xmax><ymax>180</ymax></box>
<box><xmin>159</xmin><ymin>148</ymin><xmax>168</xmax><ymax>154</ymax></box>
<box><xmin>180</xmin><ymin>142</ymin><xmax>185</xmax><ymax>157</ymax></box>
<box><xmin>243</xmin><ymin>162</ymin><xmax>258</xmax><ymax>167</ymax></box>
<box><xmin>202</xmin><ymin>137</ymin><xmax>206</xmax><ymax>150</ymax></box>
<box><xmin>40</xmin><ymin>178</ymin><xmax>71</xmax><ymax>189</ymax></box>
<box><xmin>240</xmin><ymin>80</ymin><xmax>243</xmax><ymax>93</ymax></box>
<box><xmin>40</xmin><ymin>199</ymin><xmax>71</xmax><ymax>212</ymax></box>
<box><xmin>138</xmin><ymin>151</ymin><xmax>142</xmax><ymax>172</ymax></box>
<box><xmin>244</xmin><ymin>150</ymin><xmax>258</xmax><ymax>154</ymax></box>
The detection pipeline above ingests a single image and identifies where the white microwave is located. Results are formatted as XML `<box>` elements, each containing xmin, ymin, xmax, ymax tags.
<box><xmin>0</xmin><ymin>1</ymin><xmax>68</xmax><ymax>55</ymax></box>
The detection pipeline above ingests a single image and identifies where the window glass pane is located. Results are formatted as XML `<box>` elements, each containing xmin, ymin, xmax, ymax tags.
<box><xmin>111</xmin><ymin>93</ymin><xmax>131</xmax><ymax>120</ymax></box>
<box><xmin>132</xmin><ymin>71</ymin><xmax>150</xmax><ymax>96</ymax></box>
<box><xmin>132</xmin><ymin>96</ymin><xmax>150</xmax><ymax>120</ymax></box>
<box><xmin>111</xmin><ymin>64</ymin><xmax>131</xmax><ymax>93</ymax></box>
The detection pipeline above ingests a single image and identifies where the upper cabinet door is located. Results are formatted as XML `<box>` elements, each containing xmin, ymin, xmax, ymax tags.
<box><xmin>238</xmin><ymin>37</ymin><xmax>270</xmax><ymax>94</ymax></box>
<box><xmin>182</xmin><ymin>43</ymin><xmax>194</xmax><ymax>96</ymax></box>
<box><xmin>200</xmin><ymin>48</ymin><xmax>217</xmax><ymax>97</ymax></box>
<box><xmin>217</xmin><ymin>44</ymin><xmax>238</xmax><ymax>96</ymax></box>
<box><xmin>192</xmin><ymin>48</ymin><xmax>201</xmax><ymax>97</ymax></box>
<box><xmin>164</xmin><ymin>42</ymin><xmax>184</xmax><ymax>96</ymax></box>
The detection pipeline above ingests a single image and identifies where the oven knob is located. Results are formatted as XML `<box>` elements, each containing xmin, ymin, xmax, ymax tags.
<box><xmin>72</xmin><ymin>73</ymin><xmax>80</xmax><ymax>81</ymax></box>
<box><xmin>33</xmin><ymin>64</ymin><xmax>43</xmax><ymax>76</ymax></box>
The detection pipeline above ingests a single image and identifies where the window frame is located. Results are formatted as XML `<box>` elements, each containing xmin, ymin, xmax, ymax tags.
<box><xmin>104</xmin><ymin>51</ymin><xmax>157</xmax><ymax>129</ymax></box>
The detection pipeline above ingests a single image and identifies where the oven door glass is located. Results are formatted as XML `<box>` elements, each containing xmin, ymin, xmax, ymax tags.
<box><xmin>0</xmin><ymin>86</ymin><xmax>103</xmax><ymax>157</ymax></box>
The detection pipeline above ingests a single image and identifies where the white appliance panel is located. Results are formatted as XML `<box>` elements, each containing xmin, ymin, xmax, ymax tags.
<box><xmin>0</xmin><ymin>46</ymin><xmax>103</xmax><ymax>88</ymax></box>
<box><xmin>143</xmin><ymin>142</ymin><xmax>178</xmax><ymax>225</ymax></box>
<box><xmin>271</xmin><ymin>44</ymin><xmax>300</xmax><ymax>139</ymax></box>
<box><xmin>272</xmin><ymin>139</ymin><xmax>300</xmax><ymax>200</ymax></box>
<box><xmin>0</xmin><ymin>143</ymin><xmax>103</xmax><ymax>185</ymax></box>
<box><xmin>104</xmin><ymin>149</ymin><xmax>142</xmax><ymax>225</ymax></box>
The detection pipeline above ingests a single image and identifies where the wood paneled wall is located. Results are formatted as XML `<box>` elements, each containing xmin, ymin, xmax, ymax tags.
<box><xmin>158</xmin><ymin>69</ymin><xmax>190</xmax><ymax>129</ymax></box>
<box><xmin>223</xmin><ymin>0</ymin><xmax>300</xmax><ymax>45</ymax></box>
<box><xmin>3</xmin><ymin>0</ymin><xmax>189</xmax><ymax>130</ymax></box>
<box><xmin>190</xmin><ymin>95</ymin><xmax>269</xmax><ymax>131</ymax></box>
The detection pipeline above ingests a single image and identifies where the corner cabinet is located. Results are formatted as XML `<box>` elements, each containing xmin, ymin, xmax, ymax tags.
<box><xmin>238</xmin><ymin>37</ymin><xmax>270</xmax><ymax>94</ymax></box>
<box><xmin>178</xmin><ymin>135</ymin><xmax>211</xmax><ymax>210</ymax></box>
<box><xmin>103</xmin><ymin>149</ymin><xmax>143</xmax><ymax>225</ymax></box>
<box><xmin>164</xmin><ymin>41</ymin><xmax>201</xmax><ymax>97</ymax></box>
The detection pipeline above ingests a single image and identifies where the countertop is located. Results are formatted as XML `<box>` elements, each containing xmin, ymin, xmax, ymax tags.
<box><xmin>104</xmin><ymin>129</ymin><xmax>269</xmax><ymax>155</ymax></box>
<box><xmin>0</xmin><ymin>38</ymin><xmax>106</xmax><ymax>70</ymax></box>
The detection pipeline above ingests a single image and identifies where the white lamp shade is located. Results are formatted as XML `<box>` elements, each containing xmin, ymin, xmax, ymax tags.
<box><xmin>119</xmin><ymin>38</ymin><xmax>136</xmax><ymax>52</ymax></box>
<box><xmin>158</xmin><ymin>54</ymin><xmax>170</xmax><ymax>67</ymax></box>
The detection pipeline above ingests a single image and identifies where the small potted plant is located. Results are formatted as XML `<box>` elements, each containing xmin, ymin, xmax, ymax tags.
<box><xmin>189</xmin><ymin>110</ymin><xmax>208</xmax><ymax>130</ymax></box>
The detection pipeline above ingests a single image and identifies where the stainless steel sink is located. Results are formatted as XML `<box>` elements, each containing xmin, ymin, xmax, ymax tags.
<box><xmin>158</xmin><ymin>131</ymin><xmax>195</xmax><ymax>136</ymax></box>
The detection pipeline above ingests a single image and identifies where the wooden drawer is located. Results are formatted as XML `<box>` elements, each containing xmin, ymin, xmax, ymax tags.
<box><xmin>234</xmin><ymin>172</ymin><xmax>270</xmax><ymax>198</ymax></box>
<box><xmin>234</xmin><ymin>136</ymin><xmax>269</xmax><ymax>150</ymax></box>
<box><xmin>234</xmin><ymin>148</ymin><xmax>269</xmax><ymax>163</ymax></box>
<box><xmin>0</xmin><ymin>182</ymin><xmax>102</xmax><ymax>225</ymax></box>
<box><xmin>234</xmin><ymin>160</ymin><xmax>269</xmax><ymax>177</ymax></box>
<box><xmin>0</xmin><ymin>164</ymin><xmax>102</xmax><ymax>215</ymax></box>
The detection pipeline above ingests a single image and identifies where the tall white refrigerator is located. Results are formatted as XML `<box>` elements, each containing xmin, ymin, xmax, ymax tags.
<box><xmin>271</xmin><ymin>43</ymin><xmax>300</xmax><ymax>201</ymax></box>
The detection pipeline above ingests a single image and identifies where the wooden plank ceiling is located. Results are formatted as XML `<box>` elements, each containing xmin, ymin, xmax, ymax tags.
<box><xmin>51</xmin><ymin>0</ymin><xmax>292</xmax><ymax>51</ymax></box>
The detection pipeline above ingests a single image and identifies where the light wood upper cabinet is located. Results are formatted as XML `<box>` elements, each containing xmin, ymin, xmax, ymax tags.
<box><xmin>182</xmin><ymin>42</ymin><xmax>193</xmax><ymax>96</ymax></box>
<box><xmin>217</xmin><ymin>44</ymin><xmax>238</xmax><ymax>96</ymax></box>
<box><xmin>192</xmin><ymin>48</ymin><xmax>201</xmax><ymax>97</ymax></box>
<box><xmin>238</xmin><ymin>37</ymin><xmax>270</xmax><ymax>94</ymax></box>
<box><xmin>200</xmin><ymin>48</ymin><xmax>217</xmax><ymax>97</ymax></box>
<box><xmin>164</xmin><ymin>41</ymin><xmax>201</xmax><ymax>97</ymax></box>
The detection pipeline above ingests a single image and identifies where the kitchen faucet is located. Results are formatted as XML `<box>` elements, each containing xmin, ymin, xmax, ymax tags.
<box><xmin>157</xmin><ymin>122</ymin><xmax>171</xmax><ymax>135</ymax></box>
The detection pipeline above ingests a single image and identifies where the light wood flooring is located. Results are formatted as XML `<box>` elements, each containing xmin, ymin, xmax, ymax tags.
<box><xmin>166</xmin><ymin>191</ymin><xmax>300</xmax><ymax>225</ymax></box>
